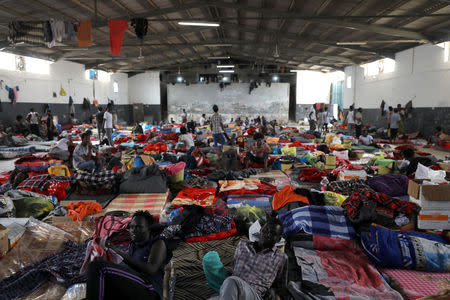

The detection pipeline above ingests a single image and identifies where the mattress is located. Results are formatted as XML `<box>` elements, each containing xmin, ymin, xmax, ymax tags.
<box><xmin>104</xmin><ymin>192</ymin><xmax>169</xmax><ymax>220</ymax></box>
<box><xmin>0</xmin><ymin>146</ymin><xmax>36</xmax><ymax>159</ymax></box>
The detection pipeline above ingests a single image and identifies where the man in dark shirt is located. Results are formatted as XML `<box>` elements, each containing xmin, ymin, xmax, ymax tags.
<box><xmin>208</xmin><ymin>218</ymin><xmax>288</xmax><ymax>300</ymax></box>
<box><xmin>401</xmin><ymin>148</ymin><xmax>436</xmax><ymax>176</ymax></box>
<box><xmin>96</xmin><ymin>107</ymin><xmax>104</xmax><ymax>140</ymax></box>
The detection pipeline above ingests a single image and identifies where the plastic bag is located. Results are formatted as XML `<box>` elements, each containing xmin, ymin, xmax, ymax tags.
<box><xmin>416</xmin><ymin>163</ymin><xmax>446</xmax><ymax>183</ymax></box>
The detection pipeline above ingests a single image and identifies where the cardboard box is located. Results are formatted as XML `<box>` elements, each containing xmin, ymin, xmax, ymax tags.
<box><xmin>409</xmin><ymin>196</ymin><xmax>450</xmax><ymax>210</ymax></box>
<box><xmin>408</xmin><ymin>180</ymin><xmax>450</xmax><ymax>201</ymax></box>
<box><xmin>418</xmin><ymin>210</ymin><xmax>450</xmax><ymax>230</ymax></box>
<box><xmin>0</xmin><ymin>224</ymin><xmax>9</xmax><ymax>258</ymax></box>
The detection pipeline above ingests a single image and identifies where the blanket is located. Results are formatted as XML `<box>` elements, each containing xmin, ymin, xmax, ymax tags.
<box><xmin>291</xmin><ymin>236</ymin><xmax>403</xmax><ymax>300</ymax></box>
<box><xmin>224</xmin><ymin>194</ymin><xmax>273</xmax><ymax>212</ymax></box>
<box><xmin>171</xmin><ymin>188</ymin><xmax>217</xmax><ymax>208</ymax></box>
<box><xmin>361</xmin><ymin>225</ymin><xmax>450</xmax><ymax>272</ymax></box>
<box><xmin>0</xmin><ymin>146</ymin><xmax>36</xmax><ymax>159</ymax></box>
<box><xmin>171</xmin><ymin>236</ymin><xmax>245</xmax><ymax>300</ymax></box>
<box><xmin>379</xmin><ymin>268</ymin><xmax>450</xmax><ymax>300</ymax></box>
<box><xmin>104</xmin><ymin>192</ymin><xmax>168</xmax><ymax>221</ymax></box>
<box><xmin>278</xmin><ymin>205</ymin><xmax>356</xmax><ymax>240</ymax></box>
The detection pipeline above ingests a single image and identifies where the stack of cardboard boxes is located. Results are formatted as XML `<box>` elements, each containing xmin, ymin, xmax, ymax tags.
<box><xmin>408</xmin><ymin>179</ymin><xmax>450</xmax><ymax>230</ymax></box>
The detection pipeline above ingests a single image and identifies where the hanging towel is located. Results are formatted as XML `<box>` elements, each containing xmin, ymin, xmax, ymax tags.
<box><xmin>131</xmin><ymin>18</ymin><xmax>148</xmax><ymax>39</ymax></box>
<box><xmin>108</xmin><ymin>20</ymin><xmax>129</xmax><ymax>56</ymax></box>
<box><xmin>77</xmin><ymin>20</ymin><xmax>92</xmax><ymax>47</ymax></box>
<box><xmin>50</xmin><ymin>19</ymin><xmax>65</xmax><ymax>42</ymax></box>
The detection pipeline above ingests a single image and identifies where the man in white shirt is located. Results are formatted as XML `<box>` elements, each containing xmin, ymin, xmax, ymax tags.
<box><xmin>345</xmin><ymin>105</ymin><xmax>355</xmax><ymax>136</ymax></box>
<box><xmin>179</xmin><ymin>127</ymin><xmax>195</xmax><ymax>149</ymax></box>
<box><xmin>389</xmin><ymin>108</ymin><xmax>401</xmax><ymax>143</ymax></box>
<box><xmin>181</xmin><ymin>109</ymin><xmax>187</xmax><ymax>123</ymax></box>
<box><xmin>199</xmin><ymin>114</ymin><xmax>206</xmax><ymax>126</ymax></box>
<box><xmin>49</xmin><ymin>134</ymin><xmax>74</xmax><ymax>161</ymax></box>
<box><xmin>26</xmin><ymin>108</ymin><xmax>41</xmax><ymax>136</ymax></box>
<box><xmin>103</xmin><ymin>103</ymin><xmax>114</xmax><ymax>146</ymax></box>
<box><xmin>359</xmin><ymin>131</ymin><xmax>376</xmax><ymax>147</ymax></box>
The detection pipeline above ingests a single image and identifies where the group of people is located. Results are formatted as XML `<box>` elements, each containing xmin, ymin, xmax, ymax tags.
<box><xmin>8</xmin><ymin>108</ymin><xmax>57</xmax><ymax>141</ymax></box>
<box><xmin>308</xmin><ymin>105</ymin><xmax>333</xmax><ymax>133</ymax></box>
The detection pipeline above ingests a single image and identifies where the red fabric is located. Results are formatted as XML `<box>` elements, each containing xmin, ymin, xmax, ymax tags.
<box><xmin>298</xmin><ymin>168</ymin><xmax>327</xmax><ymax>183</ymax></box>
<box><xmin>114</xmin><ymin>136</ymin><xmax>131</xmax><ymax>144</ymax></box>
<box><xmin>288</xmin><ymin>141</ymin><xmax>317</xmax><ymax>151</ymax></box>
<box><xmin>175</xmin><ymin>188</ymin><xmax>217</xmax><ymax>201</ymax></box>
<box><xmin>66</xmin><ymin>201</ymin><xmax>102</xmax><ymax>221</ymax></box>
<box><xmin>272</xmin><ymin>185</ymin><xmax>309</xmax><ymax>210</ymax></box>
<box><xmin>218</xmin><ymin>181</ymin><xmax>277</xmax><ymax>198</ymax></box>
<box><xmin>108</xmin><ymin>20</ymin><xmax>129</xmax><ymax>56</ymax></box>
<box><xmin>278</xmin><ymin>139</ymin><xmax>291</xmax><ymax>143</ymax></box>
<box><xmin>143</xmin><ymin>142</ymin><xmax>167</xmax><ymax>153</ymax></box>
<box><xmin>136</xmin><ymin>134</ymin><xmax>149</xmax><ymax>143</ymax></box>
<box><xmin>0</xmin><ymin>171</ymin><xmax>12</xmax><ymax>185</ymax></box>
<box><xmin>304</xmin><ymin>134</ymin><xmax>316</xmax><ymax>139</ymax></box>
<box><xmin>163</xmin><ymin>133</ymin><xmax>179</xmax><ymax>141</ymax></box>
<box><xmin>188</xmin><ymin>168</ymin><xmax>214</xmax><ymax>177</ymax></box>
<box><xmin>186</xmin><ymin>228</ymin><xmax>237</xmax><ymax>243</ymax></box>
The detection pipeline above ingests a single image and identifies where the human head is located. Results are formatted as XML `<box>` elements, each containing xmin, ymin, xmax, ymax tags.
<box><xmin>350</xmin><ymin>105</ymin><xmax>354</xmax><ymax>111</ymax></box>
<box><xmin>98</xmin><ymin>107</ymin><xmax>103</xmax><ymax>112</ymax></box>
<box><xmin>325</xmin><ymin>107</ymin><xmax>328</xmax><ymax>111</ymax></box>
<box><xmin>16</xmin><ymin>115</ymin><xmax>23</xmax><ymax>121</ymax></box>
<box><xmin>130</xmin><ymin>210</ymin><xmax>154</xmax><ymax>245</ymax></box>
<box><xmin>202</xmin><ymin>114</ymin><xmax>206</xmax><ymax>118</ymax></box>
<box><xmin>358</xmin><ymin>108</ymin><xmax>362</xmax><ymax>112</ymax></box>
<box><xmin>253</xmin><ymin>132</ymin><xmax>264</xmax><ymax>144</ymax></box>
<box><xmin>258</xmin><ymin>218</ymin><xmax>283</xmax><ymax>249</ymax></box>
<box><xmin>362</xmin><ymin>130</ymin><xmax>368</xmax><ymax>137</ymax></box>
<box><xmin>401</xmin><ymin>147</ymin><xmax>415</xmax><ymax>160</ymax></box>
<box><xmin>180</xmin><ymin>126</ymin><xmax>187</xmax><ymax>134</ymax></box>
<box><xmin>183</xmin><ymin>109</ymin><xmax>186</xmax><ymax>113</ymax></box>
<box><xmin>70</xmin><ymin>113</ymin><xmax>74</xmax><ymax>118</ymax></box>
<box><xmin>30</xmin><ymin>108</ymin><xmax>34</xmax><ymax>112</ymax></box>
<box><xmin>107</xmin><ymin>103</ymin><xmax>112</xmax><ymax>112</ymax></box>
<box><xmin>389</xmin><ymin>106</ymin><xmax>393</xmax><ymax>112</ymax></box>
<box><xmin>394</xmin><ymin>108</ymin><xmax>398</xmax><ymax>113</ymax></box>
<box><xmin>212</xmin><ymin>105</ymin><xmax>219</xmax><ymax>113</ymax></box>
<box><xmin>397</xmin><ymin>104</ymin><xmax>401</xmax><ymax>108</ymax></box>
<box><xmin>81</xmin><ymin>132</ymin><xmax>90</xmax><ymax>146</ymax></box>
<box><xmin>47</xmin><ymin>109</ymin><xmax>51</xmax><ymax>115</ymax></box>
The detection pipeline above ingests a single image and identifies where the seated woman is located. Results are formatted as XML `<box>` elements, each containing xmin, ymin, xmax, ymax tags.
<box><xmin>86</xmin><ymin>211</ymin><xmax>172</xmax><ymax>300</ymax></box>
<box><xmin>245</xmin><ymin>132</ymin><xmax>271</xmax><ymax>171</ymax></box>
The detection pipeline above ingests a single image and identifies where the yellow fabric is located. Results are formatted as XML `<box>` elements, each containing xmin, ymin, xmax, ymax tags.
<box><xmin>325</xmin><ymin>134</ymin><xmax>340</xmax><ymax>144</ymax></box>
<box><xmin>48</xmin><ymin>165</ymin><xmax>70</xmax><ymax>177</ymax></box>
<box><xmin>324</xmin><ymin>191</ymin><xmax>347</xmax><ymax>206</ymax></box>
<box><xmin>281</xmin><ymin>146</ymin><xmax>296</xmax><ymax>156</ymax></box>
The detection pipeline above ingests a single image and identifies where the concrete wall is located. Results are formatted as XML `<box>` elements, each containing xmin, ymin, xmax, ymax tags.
<box><xmin>343</xmin><ymin>43</ymin><xmax>450</xmax><ymax>137</ymax></box>
<box><xmin>128</xmin><ymin>72</ymin><xmax>160</xmax><ymax>104</ymax></box>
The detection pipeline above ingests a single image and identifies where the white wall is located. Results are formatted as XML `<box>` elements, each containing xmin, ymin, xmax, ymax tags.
<box><xmin>128</xmin><ymin>71</ymin><xmax>160</xmax><ymax>104</ymax></box>
<box><xmin>296</xmin><ymin>70</ymin><xmax>345</xmax><ymax>105</ymax></box>
<box><xmin>343</xmin><ymin>44</ymin><xmax>450</xmax><ymax>109</ymax></box>
<box><xmin>0</xmin><ymin>60</ymin><xmax>129</xmax><ymax>105</ymax></box>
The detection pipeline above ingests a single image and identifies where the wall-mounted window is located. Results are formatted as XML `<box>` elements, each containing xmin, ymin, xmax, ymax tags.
<box><xmin>346</xmin><ymin>76</ymin><xmax>352</xmax><ymax>88</ymax></box>
<box><xmin>85</xmin><ymin>69</ymin><xmax>110</xmax><ymax>82</ymax></box>
<box><xmin>25</xmin><ymin>56</ymin><xmax>50</xmax><ymax>74</ymax></box>
<box><xmin>362</xmin><ymin>58</ymin><xmax>395</xmax><ymax>77</ymax></box>
<box><xmin>113</xmin><ymin>81</ymin><xmax>119</xmax><ymax>93</ymax></box>
<box><xmin>0</xmin><ymin>52</ymin><xmax>51</xmax><ymax>74</ymax></box>
<box><xmin>0</xmin><ymin>52</ymin><xmax>16</xmax><ymax>71</ymax></box>
<box><xmin>436</xmin><ymin>41</ymin><xmax>449</xmax><ymax>62</ymax></box>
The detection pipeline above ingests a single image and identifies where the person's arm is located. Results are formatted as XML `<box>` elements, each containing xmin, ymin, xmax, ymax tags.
<box><xmin>107</xmin><ymin>239</ymin><xmax>167</xmax><ymax>276</ymax></box>
<box><xmin>81</xmin><ymin>143</ymin><xmax>93</xmax><ymax>161</ymax></box>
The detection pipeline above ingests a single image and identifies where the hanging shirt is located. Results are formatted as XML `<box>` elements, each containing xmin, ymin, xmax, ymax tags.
<box><xmin>50</xmin><ymin>19</ymin><xmax>65</xmax><ymax>42</ymax></box>
<box><xmin>77</xmin><ymin>20</ymin><xmax>92</xmax><ymax>47</ymax></box>
<box><xmin>66</xmin><ymin>22</ymin><xmax>77</xmax><ymax>41</ymax></box>
<box><xmin>108</xmin><ymin>20</ymin><xmax>129</xmax><ymax>56</ymax></box>
<box><xmin>103</xmin><ymin>111</ymin><xmax>113</xmax><ymax>129</ymax></box>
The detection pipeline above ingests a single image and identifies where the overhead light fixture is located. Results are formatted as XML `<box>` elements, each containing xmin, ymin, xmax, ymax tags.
<box><xmin>208</xmin><ymin>56</ymin><xmax>230</xmax><ymax>59</ymax></box>
<box><xmin>274</xmin><ymin>44</ymin><xmax>280</xmax><ymax>58</ymax></box>
<box><xmin>272</xmin><ymin>75</ymin><xmax>279</xmax><ymax>82</ymax></box>
<box><xmin>205</xmin><ymin>44</ymin><xmax>232</xmax><ymax>47</ymax></box>
<box><xmin>178</xmin><ymin>21</ymin><xmax>219</xmax><ymax>27</ymax></box>
<box><xmin>217</xmin><ymin>65</ymin><xmax>234</xmax><ymax>68</ymax></box>
<box><xmin>219</xmin><ymin>70</ymin><xmax>234</xmax><ymax>73</ymax></box>
<box><xmin>176</xmin><ymin>76</ymin><xmax>183</xmax><ymax>83</ymax></box>
<box><xmin>336</xmin><ymin>42</ymin><xmax>367</xmax><ymax>45</ymax></box>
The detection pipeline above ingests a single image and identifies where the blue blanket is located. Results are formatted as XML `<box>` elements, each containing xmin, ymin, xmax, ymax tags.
<box><xmin>361</xmin><ymin>225</ymin><xmax>450</xmax><ymax>272</ymax></box>
<box><xmin>278</xmin><ymin>205</ymin><xmax>357</xmax><ymax>240</ymax></box>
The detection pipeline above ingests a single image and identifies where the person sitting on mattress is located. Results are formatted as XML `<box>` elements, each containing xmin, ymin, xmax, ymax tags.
<box><xmin>400</xmin><ymin>147</ymin><xmax>437</xmax><ymax>176</ymax></box>
<box><xmin>207</xmin><ymin>217</ymin><xmax>288</xmax><ymax>300</ymax></box>
<box><xmin>72</xmin><ymin>132</ymin><xmax>104</xmax><ymax>173</ymax></box>
<box><xmin>49</xmin><ymin>134</ymin><xmax>75</xmax><ymax>161</ymax></box>
<box><xmin>245</xmin><ymin>132</ymin><xmax>271</xmax><ymax>171</ymax></box>
<box><xmin>358</xmin><ymin>130</ymin><xmax>378</xmax><ymax>148</ymax></box>
<box><xmin>86</xmin><ymin>210</ymin><xmax>172</xmax><ymax>300</ymax></box>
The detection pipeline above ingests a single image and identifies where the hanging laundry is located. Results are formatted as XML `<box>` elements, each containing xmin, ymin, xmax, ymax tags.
<box><xmin>50</xmin><ymin>19</ymin><xmax>65</xmax><ymax>42</ymax></box>
<box><xmin>67</xmin><ymin>22</ymin><xmax>77</xmax><ymax>41</ymax></box>
<box><xmin>131</xmin><ymin>18</ymin><xmax>148</xmax><ymax>39</ymax></box>
<box><xmin>8</xmin><ymin>21</ymin><xmax>46</xmax><ymax>46</ymax></box>
<box><xmin>60</xmin><ymin>84</ymin><xmax>67</xmax><ymax>96</ymax></box>
<box><xmin>77</xmin><ymin>20</ymin><xmax>92</xmax><ymax>47</ymax></box>
<box><xmin>108</xmin><ymin>20</ymin><xmax>129</xmax><ymax>56</ymax></box>
<box><xmin>13</xmin><ymin>86</ymin><xmax>18</xmax><ymax>104</ymax></box>
<box><xmin>5</xmin><ymin>85</ymin><xmax>18</xmax><ymax>104</ymax></box>
<box><xmin>44</xmin><ymin>21</ymin><xmax>54</xmax><ymax>48</ymax></box>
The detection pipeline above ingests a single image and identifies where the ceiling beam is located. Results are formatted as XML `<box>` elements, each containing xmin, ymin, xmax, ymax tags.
<box><xmin>211</xmin><ymin>0</ymin><xmax>430</xmax><ymax>41</ymax></box>
<box><xmin>220</xmin><ymin>22</ymin><xmax>396</xmax><ymax>59</ymax></box>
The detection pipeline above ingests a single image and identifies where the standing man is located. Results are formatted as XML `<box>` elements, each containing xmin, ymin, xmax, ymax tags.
<box><xmin>389</xmin><ymin>108</ymin><xmax>401</xmax><ymax>144</ymax></box>
<box><xmin>96</xmin><ymin>107</ymin><xmax>104</xmax><ymax>141</ymax></box>
<box><xmin>103</xmin><ymin>103</ymin><xmax>114</xmax><ymax>146</ymax></box>
<box><xmin>181</xmin><ymin>109</ymin><xmax>187</xmax><ymax>124</ymax></box>
<box><xmin>26</xmin><ymin>108</ymin><xmax>40</xmax><ymax>137</ymax></box>
<box><xmin>46</xmin><ymin>109</ymin><xmax>56</xmax><ymax>141</ymax></box>
<box><xmin>308</xmin><ymin>105</ymin><xmax>317</xmax><ymax>132</ymax></box>
<box><xmin>355</xmin><ymin>108</ymin><xmax>363</xmax><ymax>138</ymax></box>
<box><xmin>199</xmin><ymin>114</ymin><xmax>206</xmax><ymax>126</ymax></box>
<box><xmin>345</xmin><ymin>105</ymin><xmax>355</xmax><ymax>136</ymax></box>
<box><xmin>211</xmin><ymin>104</ymin><xmax>226</xmax><ymax>147</ymax></box>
